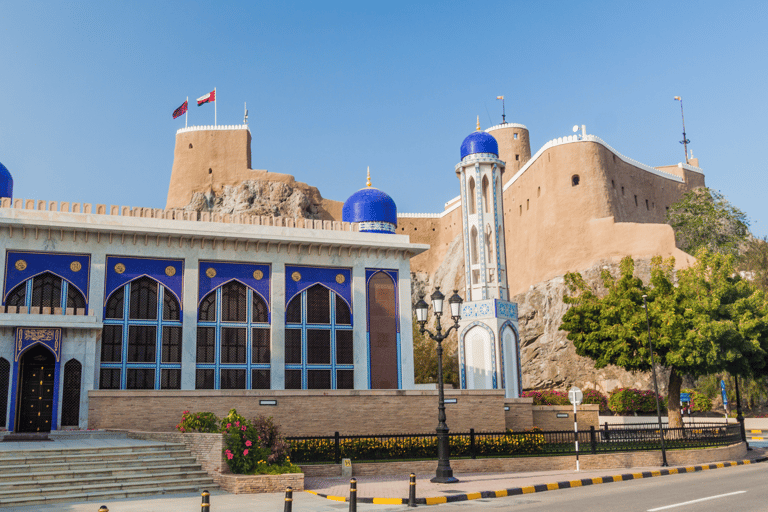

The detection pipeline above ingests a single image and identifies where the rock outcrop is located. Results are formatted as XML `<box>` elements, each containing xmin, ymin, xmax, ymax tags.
<box><xmin>180</xmin><ymin>180</ymin><xmax>320</xmax><ymax>219</ymax></box>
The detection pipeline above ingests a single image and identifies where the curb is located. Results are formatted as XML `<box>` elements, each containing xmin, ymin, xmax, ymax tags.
<box><xmin>305</xmin><ymin>459</ymin><xmax>760</xmax><ymax>506</ymax></box>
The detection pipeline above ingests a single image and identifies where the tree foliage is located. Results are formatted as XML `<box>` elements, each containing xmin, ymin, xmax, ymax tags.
<box><xmin>739</xmin><ymin>236</ymin><xmax>768</xmax><ymax>293</ymax></box>
<box><xmin>412</xmin><ymin>316</ymin><xmax>460</xmax><ymax>388</ymax></box>
<box><xmin>560</xmin><ymin>251</ymin><xmax>768</xmax><ymax>427</ymax></box>
<box><xmin>666</xmin><ymin>187</ymin><xmax>749</xmax><ymax>256</ymax></box>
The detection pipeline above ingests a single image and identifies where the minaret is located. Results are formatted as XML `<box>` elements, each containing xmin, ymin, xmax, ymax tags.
<box><xmin>455</xmin><ymin>119</ymin><xmax>521</xmax><ymax>398</ymax></box>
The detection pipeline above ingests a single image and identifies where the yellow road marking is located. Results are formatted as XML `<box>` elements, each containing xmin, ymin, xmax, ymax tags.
<box><xmin>305</xmin><ymin>490</ymin><xmax>318</xmax><ymax>495</ymax></box>
<box><xmin>327</xmin><ymin>495</ymin><xmax>346</xmax><ymax>502</ymax></box>
<box><xmin>569</xmin><ymin>480</ymin><xmax>583</xmax><ymax>487</ymax></box>
<box><xmin>669</xmin><ymin>468</ymin><xmax>679</xmax><ymax>474</ymax></box>
<box><xmin>546</xmin><ymin>483</ymin><xmax>559</xmax><ymax>490</ymax></box>
<box><xmin>592</xmin><ymin>477</ymin><xmax>604</xmax><ymax>484</ymax></box>
<box><xmin>612</xmin><ymin>475</ymin><xmax>623</xmax><ymax>482</ymax></box>
<box><xmin>494</xmin><ymin>490</ymin><xmax>508</xmax><ymax>498</ymax></box>
<box><xmin>632</xmin><ymin>473</ymin><xmax>644</xmax><ymax>479</ymax></box>
<box><xmin>651</xmin><ymin>470</ymin><xmax>661</xmax><ymax>477</ymax></box>
<box><xmin>521</xmin><ymin>486</ymin><xmax>536</xmax><ymax>494</ymax></box>
<box><xmin>372</xmin><ymin>498</ymin><xmax>403</xmax><ymax>505</ymax></box>
<box><xmin>426</xmin><ymin>496</ymin><xmax>447</xmax><ymax>505</ymax></box>
<box><xmin>466</xmin><ymin>492</ymin><xmax>482</xmax><ymax>500</ymax></box>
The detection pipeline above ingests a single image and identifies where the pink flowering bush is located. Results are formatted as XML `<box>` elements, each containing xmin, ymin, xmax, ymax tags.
<box><xmin>521</xmin><ymin>390</ymin><xmax>569</xmax><ymax>406</ymax></box>
<box><xmin>176</xmin><ymin>410</ymin><xmax>220</xmax><ymax>433</ymax></box>
<box><xmin>221</xmin><ymin>409</ymin><xmax>297</xmax><ymax>475</ymax></box>
<box><xmin>581</xmin><ymin>389</ymin><xmax>609</xmax><ymax>413</ymax></box>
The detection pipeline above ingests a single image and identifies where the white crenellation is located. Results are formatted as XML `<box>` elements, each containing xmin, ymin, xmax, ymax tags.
<box><xmin>176</xmin><ymin>124</ymin><xmax>250</xmax><ymax>135</ymax></box>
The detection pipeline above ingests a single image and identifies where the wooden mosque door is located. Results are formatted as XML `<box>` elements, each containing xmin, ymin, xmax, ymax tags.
<box><xmin>17</xmin><ymin>345</ymin><xmax>56</xmax><ymax>432</ymax></box>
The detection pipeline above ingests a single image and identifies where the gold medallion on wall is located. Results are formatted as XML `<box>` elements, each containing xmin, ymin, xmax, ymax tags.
<box><xmin>335</xmin><ymin>274</ymin><xmax>345</xmax><ymax>284</ymax></box>
<box><xmin>291</xmin><ymin>271</ymin><xmax>301</xmax><ymax>282</ymax></box>
<box><xmin>114</xmin><ymin>263</ymin><xmax>126</xmax><ymax>274</ymax></box>
<box><xmin>15</xmin><ymin>260</ymin><xmax>27</xmax><ymax>271</ymax></box>
<box><xmin>205</xmin><ymin>268</ymin><xmax>217</xmax><ymax>278</ymax></box>
<box><xmin>70</xmin><ymin>261</ymin><xmax>82</xmax><ymax>272</ymax></box>
<box><xmin>165</xmin><ymin>266</ymin><xmax>176</xmax><ymax>277</ymax></box>
<box><xmin>253</xmin><ymin>270</ymin><xmax>263</xmax><ymax>280</ymax></box>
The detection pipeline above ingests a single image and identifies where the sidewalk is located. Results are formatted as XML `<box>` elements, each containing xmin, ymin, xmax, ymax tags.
<box><xmin>5</xmin><ymin>446</ymin><xmax>766</xmax><ymax>512</ymax></box>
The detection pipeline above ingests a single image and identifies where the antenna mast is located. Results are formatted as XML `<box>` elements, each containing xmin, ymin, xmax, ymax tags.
<box><xmin>497</xmin><ymin>96</ymin><xmax>506</xmax><ymax>123</ymax></box>
<box><xmin>674</xmin><ymin>96</ymin><xmax>690</xmax><ymax>164</ymax></box>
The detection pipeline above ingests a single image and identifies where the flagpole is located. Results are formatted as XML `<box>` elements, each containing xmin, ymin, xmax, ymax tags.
<box><xmin>185</xmin><ymin>96</ymin><xmax>188</xmax><ymax>128</ymax></box>
<box><xmin>214</xmin><ymin>87</ymin><xmax>217</xmax><ymax>127</ymax></box>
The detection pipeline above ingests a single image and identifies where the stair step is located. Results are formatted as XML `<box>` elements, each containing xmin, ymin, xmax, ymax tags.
<box><xmin>0</xmin><ymin>483</ymin><xmax>220</xmax><ymax>507</ymax></box>
<box><xmin>0</xmin><ymin>443</ymin><xmax>186</xmax><ymax>460</ymax></box>
<box><xmin>0</xmin><ymin>464</ymin><xmax>207</xmax><ymax>483</ymax></box>
<box><xmin>0</xmin><ymin>475</ymin><xmax>216</xmax><ymax>498</ymax></box>
<box><xmin>0</xmin><ymin>455</ymin><xmax>197</xmax><ymax>473</ymax></box>
<box><xmin>0</xmin><ymin>468</ymin><xmax>212</xmax><ymax>488</ymax></box>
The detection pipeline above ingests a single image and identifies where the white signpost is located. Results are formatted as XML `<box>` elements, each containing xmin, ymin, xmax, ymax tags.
<box><xmin>569</xmin><ymin>386</ymin><xmax>583</xmax><ymax>472</ymax></box>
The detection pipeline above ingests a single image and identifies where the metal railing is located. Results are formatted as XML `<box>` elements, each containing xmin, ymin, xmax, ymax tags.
<box><xmin>287</xmin><ymin>423</ymin><xmax>742</xmax><ymax>464</ymax></box>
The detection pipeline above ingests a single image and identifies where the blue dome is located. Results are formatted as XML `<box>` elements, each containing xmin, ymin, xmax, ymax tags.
<box><xmin>0</xmin><ymin>161</ymin><xmax>12</xmax><ymax>200</ymax></box>
<box><xmin>460</xmin><ymin>131</ymin><xmax>498</xmax><ymax>160</ymax></box>
<box><xmin>342</xmin><ymin>187</ymin><xmax>397</xmax><ymax>234</ymax></box>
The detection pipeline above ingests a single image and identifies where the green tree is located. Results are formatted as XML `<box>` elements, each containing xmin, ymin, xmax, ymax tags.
<box><xmin>560</xmin><ymin>251</ymin><xmax>768</xmax><ymax>427</ymax></box>
<box><xmin>412</xmin><ymin>316</ymin><xmax>460</xmax><ymax>388</ymax></box>
<box><xmin>739</xmin><ymin>236</ymin><xmax>768</xmax><ymax>293</ymax></box>
<box><xmin>666</xmin><ymin>187</ymin><xmax>749</xmax><ymax>256</ymax></box>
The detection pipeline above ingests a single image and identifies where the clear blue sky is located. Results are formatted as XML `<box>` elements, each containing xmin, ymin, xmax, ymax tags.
<box><xmin>2</xmin><ymin>1</ymin><xmax>767</xmax><ymax>236</ymax></box>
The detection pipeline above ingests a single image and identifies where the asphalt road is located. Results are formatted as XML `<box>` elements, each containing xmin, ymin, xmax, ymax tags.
<box><xmin>415</xmin><ymin>461</ymin><xmax>768</xmax><ymax>512</ymax></box>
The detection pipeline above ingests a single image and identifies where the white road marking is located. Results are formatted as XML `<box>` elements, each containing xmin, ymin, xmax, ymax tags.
<box><xmin>647</xmin><ymin>490</ymin><xmax>747</xmax><ymax>511</ymax></box>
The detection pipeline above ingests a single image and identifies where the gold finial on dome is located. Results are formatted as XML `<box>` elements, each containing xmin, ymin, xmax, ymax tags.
<box><xmin>476</xmin><ymin>116</ymin><xmax>481</xmax><ymax>131</ymax></box>
<box><xmin>366</xmin><ymin>166</ymin><xmax>371</xmax><ymax>187</ymax></box>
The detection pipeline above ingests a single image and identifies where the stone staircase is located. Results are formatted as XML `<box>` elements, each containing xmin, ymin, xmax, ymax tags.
<box><xmin>0</xmin><ymin>442</ymin><xmax>218</xmax><ymax>507</ymax></box>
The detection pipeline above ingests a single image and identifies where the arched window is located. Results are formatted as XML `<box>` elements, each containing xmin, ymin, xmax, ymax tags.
<box><xmin>470</xmin><ymin>226</ymin><xmax>479</xmax><ymax>265</ymax></box>
<box><xmin>61</xmin><ymin>359</ymin><xmax>82</xmax><ymax>426</ymax></box>
<box><xmin>100</xmin><ymin>276</ymin><xmax>182</xmax><ymax>390</ymax></box>
<box><xmin>482</xmin><ymin>175</ymin><xmax>490</xmax><ymax>213</ymax></box>
<box><xmin>368</xmin><ymin>272</ymin><xmax>397</xmax><ymax>389</ymax></box>
<box><xmin>5</xmin><ymin>272</ymin><xmax>86</xmax><ymax>312</ymax></box>
<box><xmin>285</xmin><ymin>284</ymin><xmax>353</xmax><ymax>389</ymax></box>
<box><xmin>0</xmin><ymin>358</ymin><xmax>9</xmax><ymax>429</ymax></box>
<box><xmin>195</xmin><ymin>281</ymin><xmax>270</xmax><ymax>390</ymax></box>
<box><xmin>468</xmin><ymin>177</ymin><xmax>476</xmax><ymax>215</ymax></box>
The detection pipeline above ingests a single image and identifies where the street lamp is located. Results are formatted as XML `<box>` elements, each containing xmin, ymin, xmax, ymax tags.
<box><xmin>642</xmin><ymin>295</ymin><xmax>668</xmax><ymax>467</ymax></box>
<box><xmin>413</xmin><ymin>287</ymin><xmax>463</xmax><ymax>484</ymax></box>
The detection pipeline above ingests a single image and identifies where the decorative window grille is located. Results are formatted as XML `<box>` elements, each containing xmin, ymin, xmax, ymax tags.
<box><xmin>61</xmin><ymin>359</ymin><xmax>82</xmax><ymax>426</ymax></box>
<box><xmin>195</xmin><ymin>281</ymin><xmax>270</xmax><ymax>389</ymax></box>
<box><xmin>0</xmin><ymin>358</ymin><xmax>9</xmax><ymax>429</ymax></box>
<box><xmin>5</xmin><ymin>272</ymin><xmax>86</xmax><ymax>311</ymax></box>
<box><xmin>285</xmin><ymin>284</ymin><xmax>353</xmax><ymax>390</ymax></box>
<box><xmin>100</xmin><ymin>276</ymin><xmax>182</xmax><ymax>390</ymax></box>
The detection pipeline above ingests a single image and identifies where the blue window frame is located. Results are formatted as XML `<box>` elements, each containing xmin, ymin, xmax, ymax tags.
<box><xmin>5</xmin><ymin>272</ymin><xmax>86</xmax><ymax>311</ymax></box>
<box><xmin>195</xmin><ymin>281</ymin><xmax>270</xmax><ymax>389</ymax></box>
<box><xmin>100</xmin><ymin>276</ymin><xmax>182</xmax><ymax>390</ymax></box>
<box><xmin>285</xmin><ymin>284</ymin><xmax>353</xmax><ymax>389</ymax></box>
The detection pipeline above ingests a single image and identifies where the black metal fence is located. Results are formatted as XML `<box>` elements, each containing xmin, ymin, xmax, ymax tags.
<box><xmin>286</xmin><ymin>423</ymin><xmax>742</xmax><ymax>464</ymax></box>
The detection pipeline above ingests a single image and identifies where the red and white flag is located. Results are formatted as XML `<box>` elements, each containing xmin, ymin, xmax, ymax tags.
<box><xmin>197</xmin><ymin>90</ymin><xmax>216</xmax><ymax>106</ymax></box>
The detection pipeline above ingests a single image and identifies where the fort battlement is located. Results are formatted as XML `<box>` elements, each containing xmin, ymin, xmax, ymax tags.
<box><xmin>0</xmin><ymin>197</ymin><xmax>357</xmax><ymax>232</ymax></box>
<box><xmin>176</xmin><ymin>124</ymin><xmax>249</xmax><ymax>134</ymax></box>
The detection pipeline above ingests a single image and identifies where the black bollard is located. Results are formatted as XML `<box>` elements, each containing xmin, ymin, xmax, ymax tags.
<box><xmin>98</xmin><ymin>507</ymin><xmax>109</xmax><ymax>512</ymax></box>
<box><xmin>349</xmin><ymin>478</ymin><xmax>357</xmax><ymax>512</ymax></box>
<box><xmin>201</xmin><ymin>489</ymin><xmax>210</xmax><ymax>511</ymax></box>
<box><xmin>284</xmin><ymin>486</ymin><xmax>293</xmax><ymax>512</ymax></box>
<box><xmin>408</xmin><ymin>473</ymin><xmax>417</xmax><ymax>507</ymax></box>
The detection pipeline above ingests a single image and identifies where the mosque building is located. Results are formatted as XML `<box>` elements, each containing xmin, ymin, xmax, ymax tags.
<box><xmin>0</xmin><ymin>122</ymin><xmax>519</xmax><ymax>435</ymax></box>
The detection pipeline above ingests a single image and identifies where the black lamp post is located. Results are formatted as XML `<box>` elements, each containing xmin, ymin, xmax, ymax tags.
<box><xmin>414</xmin><ymin>287</ymin><xmax>463</xmax><ymax>484</ymax></box>
<box><xmin>642</xmin><ymin>295</ymin><xmax>668</xmax><ymax>467</ymax></box>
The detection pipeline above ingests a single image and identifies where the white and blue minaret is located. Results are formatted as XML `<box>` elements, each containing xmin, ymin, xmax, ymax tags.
<box><xmin>342</xmin><ymin>168</ymin><xmax>397</xmax><ymax>234</ymax></box>
<box><xmin>456</xmin><ymin>119</ymin><xmax>521</xmax><ymax>398</ymax></box>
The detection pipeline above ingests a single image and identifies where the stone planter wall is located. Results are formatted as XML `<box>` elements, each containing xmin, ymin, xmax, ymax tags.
<box><xmin>217</xmin><ymin>473</ymin><xmax>304</xmax><ymax>494</ymax></box>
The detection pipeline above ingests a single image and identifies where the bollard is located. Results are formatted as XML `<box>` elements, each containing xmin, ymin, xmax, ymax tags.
<box><xmin>201</xmin><ymin>489</ymin><xmax>210</xmax><ymax>511</ymax></box>
<box><xmin>98</xmin><ymin>507</ymin><xmax>109</xmax><ymax>512</ymax></box>
<box><xmin>284</xmin><ymin>486</ymin><xmax>293</xmax><ymax>512</ymax></box>
<box><xmin>408</xmin><ymin>473</ymin><xmax>416</xmax><ymax>507</ymax></box>
<box><xmin>349</xmin><ymin>478</ymin><xmax>357</xmax><ymax>512</ymax></box>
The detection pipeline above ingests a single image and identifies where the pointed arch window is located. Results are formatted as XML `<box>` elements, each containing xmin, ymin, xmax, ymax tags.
<box><xmin>468</xmin><ymin>177</ymin><xmax>476</xmax><ymax>215</ymax></box>
<box><xmin>482</xmin><ymin>175</ymin><xmax>490</xmax><ymax>213</ymax></box>
<box><xmin>100</xmin><ymin>276</ymin><xmax>182</xmax><ymax>390</ymax></box>
<box><xmin>195</xmin><ymin>281</ymin><xmax>270</xmax><ymax>390</ymax></box>
<box><xmin>5</xmin><ymin>272</ymin><xmax>86</xmax><ymax>311</ymax></box>
<box><xmin>470</xmin><ymin>226</ymin><xmax>479</xmax><ymax>265</ymax></box>
<box><xmin>285</xmin><ymin>284</ymin><xmax>353</xmax><ymax>389</ymax></box>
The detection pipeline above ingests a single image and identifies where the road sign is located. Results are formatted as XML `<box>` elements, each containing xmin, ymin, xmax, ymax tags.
<box><xmin>569</xmin><ymin>386</ymin><xmax>583</xmax><ymax>406</ymax></box>
<box><xmin>680</xmin><ymin>393</ymin><xmax>691</xmax><ymax>403</ymax></box>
